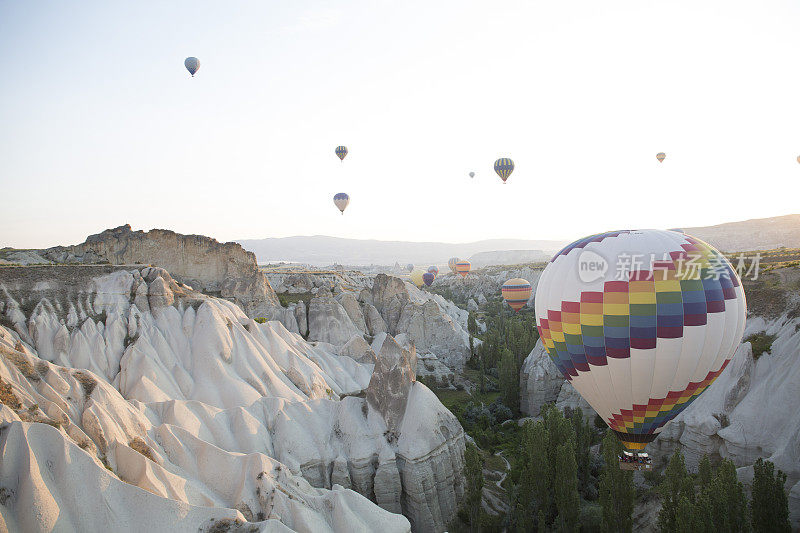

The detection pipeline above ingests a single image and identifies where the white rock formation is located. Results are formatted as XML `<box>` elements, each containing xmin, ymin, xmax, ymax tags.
<box><xmin>0</xmin><ymin>265</ymin><xmax>465</xmax><ymax>532</ymax></box>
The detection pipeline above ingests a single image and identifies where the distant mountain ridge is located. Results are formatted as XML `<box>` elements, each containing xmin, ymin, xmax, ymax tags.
<box><xmin>237</xmin><ymin>236</ymin><xmax>568</xmax><ymax>266</ymax></box>
<box><xmin>682</xmin><ymin>214</ymin><xmax>800</xmax><ymax>252</ymax></box>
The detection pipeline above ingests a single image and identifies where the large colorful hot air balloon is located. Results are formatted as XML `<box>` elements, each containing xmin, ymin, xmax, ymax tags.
<box><xmin>502</xmin><ymin>278</ymin><xmax>532</xmax><ymax>312</ymax></box>
<box><xmin>535</xmin><ymin>230</ymin><xmax>746</xmax><ymax>452</ymax></box>
<box><xmin>455</xmin><ymin>260</ymin><xmax>471</xmax><ymax>278</ymax></box>
<box><xmin>423</xmin><ymin>272</ymin><xmax>435</xmax><ymax>287</ymax></box>
<box><xmin>494</xmin><ymin>158</ymin><xmax>514</xmax><ymax>183</ymax></box>
<box><xmin>448</xmin><ymin>258</ymin><xmax>460</xmax><ymax>273</ymax></box>
<box><xmin>335</xmin><ymin>146</ymin><xmax>348</xmax><ymax>161</ymax></box>
<box><xmin>410</xmin><ymin>269</ymin><xmax>425</xmax><ymax>288</ymax></box>
<box><xmin>333</xmin><ymin>193</ymin><xmax>350</xmax><ymax>214</ymax></box>
<box><xmin>184</xmin><ymin>57</ymin><xmax>200</xmax><ymax>77</ymax></box>
<box><xmin>427</xmin><ymin>265</ymin><xmax>439</xmax><ymax>277</ymax></box>
<box><xmin>656</xmin><ymin>152</ymin><xmax>666</xmax><ymax>163</ymax></box>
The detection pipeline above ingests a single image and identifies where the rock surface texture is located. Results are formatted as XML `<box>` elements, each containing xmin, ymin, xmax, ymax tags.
<box><xmin>0</xmin><ymin>265</ymin><xmax>465</xmax><ymax>532</ymax></box>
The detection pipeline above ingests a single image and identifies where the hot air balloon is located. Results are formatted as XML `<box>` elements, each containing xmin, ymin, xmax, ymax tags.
<box><xmin>535</xmin><ymin>230</ymin><xmax>746</xmax><ymax>457</ymax></box>
<box><xmin>501</xmin><ymin>278</ymin><xmax>532</xmax><ymax>312</ymax></box>
<box><xmin>410</xmin><ymin>270</ymin><xmax>425</xmax><ymax>288</ymax></box>
<box><xmin>406</xmin><ymin>264</ymin><xmax>414</xmax><ymax>272</ymax></box>
<box><xmin>184</xmin><ymin>57</ymin><xmax>200</xmax><ymax>77</ymax></box>
<box><xmin>333</xmin><ymin>193</ymin><xmax>350</xmax><ymax>215</ymax></box>
<box><xmin>423</xmin><ymin>272</ymin><xmax>435</xmax><ymax>287</ymax></box>
<box><xmin>448</xmin><ymin>258</ymin><xmax>460</xmax><ymax>273</ymax></box>
<box><xmin>455</xmin><ymin>260</ymin><xmax>471</xmax><ymax>278</ymax></box>
<box><xmin>427</xmin><ymin>266</ymin><xmax>439</xmax><ymax>277</ymax></box>
<box><xmin>494</xmin><ymin>158</ymin><xmax>514</xmax><ymax>183</ymax></box>
<box><xmin>796</xmin><ymin>155</ymin><xmax>800</xmax><ymax>164</ymax></box>
<box><xmin>656</xmin><ymin>152</ymin><xmax>666</xmax><ymax>163</ymax></box>
<box><xmin>335</xmin><ymin>146</ymin><xmax>348</xmax><ymax>161</ymax></box>
<box><xmin>469</xmin><ymin>172</ymin><xmax>475</xmax><ymax>178</ymax></box>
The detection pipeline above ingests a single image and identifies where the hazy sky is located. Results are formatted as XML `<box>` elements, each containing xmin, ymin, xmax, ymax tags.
<box><xmin>2</xmin><ymin>1</ymin><xmax>800</xmax><ymax>249</ymax></box>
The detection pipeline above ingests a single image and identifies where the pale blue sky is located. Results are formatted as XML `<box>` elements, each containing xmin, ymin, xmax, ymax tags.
<box><xmin>2</xmin><ymin>0</ymin><xmax>800</xmax><ymax>249</ymax></box>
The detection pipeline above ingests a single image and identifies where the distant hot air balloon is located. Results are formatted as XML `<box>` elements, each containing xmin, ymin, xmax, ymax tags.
<box><xmin>428</xmin><ymin>265</ymin><xmax>439</xmax><ymax>277</ymax></box>
<box><xmin>494</xmin><ymin>158</ymin><xmax>514</xmax><ymax>184</ymax></box>
<box><xmin>455</xmin><ymin>260</ymin><xmax>471</xmax><ymax>278</ymax></box>
<box><xmin>406</xmin><ymin>264</ymin><xmax>414</xmax><ymax>272</ymax></box>
<box><xmin>656</xmin><ymin>152</ymin><xmax>666</xmax><ymax>163</ymax></box>
<box><xmin>410</xmin><ymin>269</ymin><xmax>425</xmax><ymax>288</ymax></box>
<box><xmin>501</xmin><ymin>278</ymin><xmax>532</xmax><ymax>312</ymax></box>
<box><xmin>333</xmin><ymin>193</ymin><xmax>350</xmax><ymax>215</ymax></box>
<box><xmin>184</xmin><ymin>57</ymin><xmax>200</xmax><ymax>77</ymax></box>
<box><xmin>448</xmin><ymin>258</ymin><xmax>460</xmax><ymax>273</ymax></box>
<box><xmin>335</xmin><ymin>146</ymin><xmax>348</xmax><ymax>161</ymax></box>
<box><xmin>423</xmin><ymin>272</ymin><xmax>435</xmax><ymax>287</ymax></box>
<box><xmin>535</xmin><ymin>229</ymin><xmax>746</xmax><ymax>454</ymax></box>
<box><xmin>796</xmin><ymin>155</ymin><xmax>800</xmax><ymax>164</ymax></box>
<box><xmin>469</xmin><ymin>172</ymin><xmax>475</xmax><ymax>178</ymax></box>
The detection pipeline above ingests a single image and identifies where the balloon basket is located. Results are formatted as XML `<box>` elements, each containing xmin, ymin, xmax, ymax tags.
<box><xmin>618</xmin><ymin>451</ymin><xmax>652</xmax><ymax>471</ymax></box>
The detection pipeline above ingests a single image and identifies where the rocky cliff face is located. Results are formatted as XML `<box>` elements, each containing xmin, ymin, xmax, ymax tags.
<box><xmin>39</xmin><ymin>225</ymin><xmax>281</xmax><ymax>316</ymax></box>
<box><xmin>0</xmin><ymin>266</ymin><xmax>464</xmax><ymax>532</ymax></box>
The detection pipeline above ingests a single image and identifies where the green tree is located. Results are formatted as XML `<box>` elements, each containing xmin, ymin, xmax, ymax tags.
<box><xmin>519</xmin><ymin>420</ymin><xmax>550</xmax><ymax>527</ymax></box>
<box><xmin>750</xmin><ymin>458</ymin><xmax>790</xmax><ymax>533</ymax></box>
<box><xmin>698</xmin><ymin>454</ymin><xmax>713</xmax><ymax>489</ymax></box>
<box><xmin>706</xmin><ymin>459</ymin><xmax>749</xmax><ymax>532</ymax></box>
<box><xmin>499</xmin><ymin>347</ymin><xmax>519</xmax><ymax>412</ymax></box>
<box><xmin>675</xmin><ymin>496</ymin><xmax>696</xmax><ymax>533</ymax></box>
<box><xmin>598</xmin><ymin>431</ymin><xmax>634</xmax><ymax>533</ymax></box>
<box><xmin>553</xmin><ymin>442</ymin><xmax>580</xmax><ymax>532</ymax></box>
<box><xmin>571</xmin><ymin>408</ymin><xmax>592</xmax><ymax>492</ymax></box>
<box><xmin>464</xmin><ymin>443</ymin><xmax>484</xmax><ymax>532</ymax></box>
<box><xmin>658</xmin><ymin>450</ymin><xmax>692</xmax><ymax>532</ymax></box>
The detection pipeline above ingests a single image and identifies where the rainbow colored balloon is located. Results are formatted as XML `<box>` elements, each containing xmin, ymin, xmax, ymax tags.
<box><xmin>427</xmin><ymin>265</ymin><xmax>439</xmax><ymax>277</ymax></box>
<box><xmin>535</xmin><ymin>230</ymin><xmax>746</xmax><ymax>451</ymax></box>
<box><xmin>423</xmin><ymin>272</ymin><xmax>435</xmax><ymax>287</ymax></box>
<box><xmin>335</xmin><ymin>145</ymin><xmax>348</xmax><ymax>161</ymax></box>
<box><xmin>455</xmin><ymin>260</ymin><xmax>471</xmax><ymax>278</ymax></box>
<box><xmin>501</xmin><ymin>278</ymin><xmax>532</xmax><ymax>312</ymax></box>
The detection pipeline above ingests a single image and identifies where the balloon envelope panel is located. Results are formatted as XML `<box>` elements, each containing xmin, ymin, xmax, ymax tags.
<box><xmin>502</xmin><ymin>278</ymin><xmax>532</xmax><ymax>311</ymax></box>
<box><xmin>535</xmin><ymin>230</ymin><xmax>746</xmax><ymax>450</ymax></box>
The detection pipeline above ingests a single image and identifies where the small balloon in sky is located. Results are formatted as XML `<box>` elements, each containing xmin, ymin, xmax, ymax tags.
<box><xmin>333</xmin><ymin>193</ymin><xmax>350</xmax><ymax>215</ymax></box>
<box><xmin>494</xmin><ymin>158</ymin><xmax>514</xmax><ymax>184</ymax></box>
<box><xmin>469</xmin><ymin>171</ymin><xmax>475</xmax><ymax>178</ymax></box>
<box><xmin>184</xmin><ymin>57</ymin><xmax>200</xmax><ymax>77</ymax></box>
<box><xmin>656</xmin><ymin>152</ymin><xmax>666</xmax><ymax>163</ymax></box>
<box><xmin>335</xmin><ymin>146</ymin><xmax>348</xmax><ymax>161</ymax></box>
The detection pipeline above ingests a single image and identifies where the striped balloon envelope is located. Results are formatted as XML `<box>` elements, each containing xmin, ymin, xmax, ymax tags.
<box><xmin>656</xmin><ymin>152</ymin><xmax>666</xmax><ymax>163</ymax></box>
<box><xmin>455</xmin><ymin>260</ymin><xmax>471</xmax><ymax>278</ymax></box>
<box><xmin>501</xmin><ymin>278</ymin><xmax>532</xmax><ymax>312</ymax></box>
<box><xmin>494</xmin><ymin>158</ymin><xmax>514</xmax><ymax>183</ymax></box>
<box><xmin>333</xmin><ymin>193</ymin><xmax>349</xmax><ymax>214</ymax></box>
<box><xmin>427</xmin><ymin>265</ymin><xmax>439</xmax><ymax>277</ymax></box>
<box><xmin>448</xmin><ymin>257</ymin><xmax>460</xmax><ymax>273</ymax></box>
<box><xmin>335</xmin><ymin>146</ymin><xmax>348</xmax><ymax>161</ymax></box>
<box><xmin>535</xmin><ymin>230</ymin><xmax>746</xmax><ymax>451</ymax></box>
<box><xmin>423</xmin><ymin>272</ymin><xmax>435</xmax><ymax>286</ymax></box>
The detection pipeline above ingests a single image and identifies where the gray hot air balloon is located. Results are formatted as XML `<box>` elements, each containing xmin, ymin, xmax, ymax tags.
<box><xmin>184</xmin><ymin>57</ymin><xmax>200</xmax><ymax>77</ymax></box>
<box><xmin>469</xmin><ymin>172</ymin><xmax>475</xmax><ymax>178</ymax></box>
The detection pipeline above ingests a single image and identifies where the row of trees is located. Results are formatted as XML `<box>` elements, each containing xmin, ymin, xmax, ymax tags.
<box><xmin>658</xmin><ymin>451</ymin><xmax>791</xmax><ymax>532</ymax></box>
